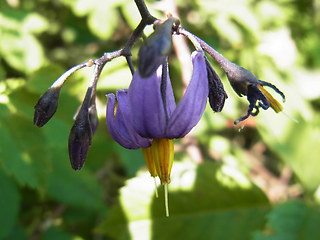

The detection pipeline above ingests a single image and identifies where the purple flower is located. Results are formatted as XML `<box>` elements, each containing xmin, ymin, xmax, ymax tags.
<box><xmin>128</xmin><ymin>50</ymin><xmax>208</xmax><ymax>139</ymax></box>
<box><xmin>106</xmin><ymin>50</ymin><xmax>209</xmax><ymax>217</ymax></box>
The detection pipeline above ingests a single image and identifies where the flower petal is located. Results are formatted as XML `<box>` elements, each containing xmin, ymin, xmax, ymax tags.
<box><xmin>128</xmin><ymin>65</ymin><xmax>176</xmax><ymax>138</ymax></box>
<box><xmin>166</xmin><ymin>51</ymin><xmax>208</xmax><ymax>138</ymax></box>
<box><xmin>106</xmin><ymin>91</ymin><xmax>151</xmax><ymax>149</ymax></box>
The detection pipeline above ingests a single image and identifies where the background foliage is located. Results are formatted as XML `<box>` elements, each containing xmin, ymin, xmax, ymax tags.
<box><xmin>1</xmin><ymin>0</ymin><xmax>320</xmax><ymax>239</ymax></box>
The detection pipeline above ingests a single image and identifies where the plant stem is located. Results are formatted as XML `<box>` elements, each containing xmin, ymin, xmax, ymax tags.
<box><xmin>134</xmin><ymin>0</ymin><xmax>157</xmax><ymax>24</ymax></box>
<box><xmin>178</xmin><ymin>28</ymin><xmax>235</xmax><ymax>74</ymax></box>
<box><xmin>51</xmin><ymin>0</ymin><xmax>157</xmax><ymax>91</ymax></box>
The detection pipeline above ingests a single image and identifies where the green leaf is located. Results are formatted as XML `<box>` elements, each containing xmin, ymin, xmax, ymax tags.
<box><xmin>0</xmin><ymin>10</ymin><xmax>47</xmax><ymax>73</ymax></box>
<box><xmin>98</xmin><ymin>162</ymin><xmax>269</xmax><ymax>240</ymax></box>
<box><xmin>0</xmin><ymin>105</ymin><xmax>51</xmax><ymax>190</ymax></box>
<box><xmin>253</xmin><ymin>201</ymin><xmax>320</xmax><ymax>240</ymax></box>
<box><xmin>0</xmin><ymin>169</ymin><xmax>20</xmax><ymax>239</ymax></box>
<box><xmin>117</xmin><ymin>145</ymin><xmax>145</xmax><ymax>178</ymax></box>
<box><xmin>3</xmin><ymin>223</ymin><xmax>26</xmax><ymax>240</ymax></box>
<box><xmin>46</xmin><ymin>144</ymin><xmax>105</xmax><ymax>211</ymax></box>
<box><xmin>38</xmin><ymin>114</ymin><xmax>105</xmax><ymax>210</ymax></box>
<box><xmin>41</xmin><ymin>227</ymin><xmax>75</xmax><ymax>240</ymax></box>
<box><xmin>0</xmin><ymin>63</ymin><xmax>5</xmax><ymax>80</ymax></box>
<box><xmin>27</xmin><ymin>65</ymin><xmax>66</xmax><ymax>94</ymax></box>
<box><xmin>61</xmin><ymin>0</ymin><xmax>121</xmax><ymax>40</ymax></box>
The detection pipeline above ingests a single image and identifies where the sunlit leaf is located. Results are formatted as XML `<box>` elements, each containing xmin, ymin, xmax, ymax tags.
<box><xmin>98</xmin><ymin>162</ymin><xmax>269</xmax><ymax>240</ymax></box>
<box><xmin>0</xmin><ymin>105</ymin><xmax>51</xmax><ymax>189</ymax></box>
<box><xmin>0</xmin><ymin>9</ymin><xmax>47</xmax><ymax>73</ymax></box>
<box><xmin>61</xmin><ymin>0</ymin><xmax>123</xmax><ymax>40</ymax></box>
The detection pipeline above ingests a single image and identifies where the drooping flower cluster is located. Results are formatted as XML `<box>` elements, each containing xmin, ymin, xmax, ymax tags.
<box><xmin>104</xmin><ymin>17</ymin><xmax>285</xmax><ymax>215</ymax></box>
<box><xmin>33</xmin><ymin>14</ymin><xmax>285</xmax><ymax>216</ymax></box>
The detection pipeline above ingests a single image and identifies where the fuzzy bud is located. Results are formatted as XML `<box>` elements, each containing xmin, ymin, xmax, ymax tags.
<box><xmin>68</xmin><ymin>88</ymin><xmax>93</xmax><ymax>170</ymax></box>
<box><xmin>34</xmin><ymin>87</ymin><xmax>61</xmax><ymax>127</ymax></box>
<box><xmin>138</xmin><ymin>18</ymin><xmax>174</xmax><ymax>78</ymax></box>
<box><xmin>206</xmin><ymin>59</ymin><xmax>228</xmax><ymax>112</ymax></box>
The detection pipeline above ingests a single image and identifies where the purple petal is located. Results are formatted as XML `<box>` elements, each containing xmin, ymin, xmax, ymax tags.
<box><xmin>128</xmin><ymin>65</ymin><xmax>176</xmax><ymax>138</ymax></box>
<box><xmin>166</xmin><ymin>51</ymin><xmax>208</xmax><ymax>138</ymax></box>
<box><xmin>106</xmin><ymin>91</ymin><xmax>151</xmax><ymax>149</ymax></box>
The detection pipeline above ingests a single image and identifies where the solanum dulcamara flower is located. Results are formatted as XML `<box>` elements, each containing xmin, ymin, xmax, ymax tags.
<box><xmin>106</xmin><ymin>17</ymin><xmax>285</xmax><ymax>216</ymax></box>
<box><xmin>33</xmin><ymin>5</ymin><xmax>286</xmax><ymax>217</ymax></box>
<box><xmin>106</xmin><ymin>18</ymin><xmax>211</xmax><ymax>216</ymax></box>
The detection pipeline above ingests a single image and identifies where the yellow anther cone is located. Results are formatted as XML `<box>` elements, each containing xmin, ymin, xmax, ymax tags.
<box><xmin>150</xmin><ymin>138</ymin><xmax>174</xmax><ymax>185</ymax></box>
<box><xmin>142</xmin><ymin>138</ymin><xmax>174</xmax><ymax>216</ymax></box>
<box><xmin>258</xmin><ymin>85</ymin><xmax>283</xmax><ymax>113</ymax></box>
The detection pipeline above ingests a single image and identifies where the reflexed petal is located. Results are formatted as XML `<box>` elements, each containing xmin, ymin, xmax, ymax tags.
<box><xmin>166</xmin><ymin>51</ymin><xmax>208</xmax><ymax>138</ymax></box>
<box><xmin>128</xmin><ymin>65</ymin><xmax>176</xmax><ymax>138</ymax></box>
<box><xmin>106</xmin><ymin>91</ymin><xmax>151</xmax><ymax>149</ymax></box>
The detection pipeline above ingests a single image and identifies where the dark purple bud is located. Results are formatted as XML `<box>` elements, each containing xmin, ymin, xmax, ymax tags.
<box><xmin>205</xmin><ymin>59</ymin><xmax>228</xmax><ymax>112</ymax></box>
<box><xmin>138</xmin><ymin>18</ymin><xmax>174</xmax><ymax>78</ymax></box>
<box><xmin>34</xmin><ymin>87</ymin><xmax>61</xmax><ymax>127</ymax></box>
<box><xmin>68</xmin><ymin>88</ymin><xmax>93</xmax><ymax>170</ymax></box>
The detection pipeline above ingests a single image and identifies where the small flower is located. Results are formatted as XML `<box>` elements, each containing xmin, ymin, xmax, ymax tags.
<box><xmin>34</xmin><ymin>86</ymin><xmax>61</xmax><ymax>127</ymax></box>
<box><xmin>106</xmin><ymin>50</ymin><xmax>208</xmax><ymax>216</ymax></box>
<box><xmin>128</xmin><ymin>50</ymin><xmax>208</xmax><ymax>140</ymax></box>
<box><xmin>225</xmin><ymin>64</ymin><xmax>285</xmax><ymax>124</ymax></box>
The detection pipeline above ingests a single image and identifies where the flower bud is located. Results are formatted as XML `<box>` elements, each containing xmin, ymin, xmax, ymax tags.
<box><xmin>68</xmin><ymin>88</ymin><xmax>93</xmax><ymax>170</ymax></box>
<box><xmin>138</xmin><ymin>18</ymin><xmax>174</xmax><ymax>78</ymax></box>
<box><xmin>34</xmin><ymin>87</ymin><xmax>61</xmax><ymax>127</ymax></box>
<box><xmin>206</xmin><ymin>59</ymin><xmax>228</xmax><ymax>112</ymax></box>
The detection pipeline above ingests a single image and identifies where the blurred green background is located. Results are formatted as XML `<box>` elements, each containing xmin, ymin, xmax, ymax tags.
<box><xmin>1</xmin><ymin>0</ymin><xmax>320</xmax><ymax>239</ymax></box>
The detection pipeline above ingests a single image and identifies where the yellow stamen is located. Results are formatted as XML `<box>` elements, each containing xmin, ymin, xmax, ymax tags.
<box><xmin>142</xmin><ymin>146</ymin><xmax>159</xmax><ymax>197</ymax></box>
<box><xmin>142</xmin><ymin>146</ymin><xmax>157</xmax><ymax>177</ymax></box>
<box><xmin>151</xmin><ymin>138</ymin><xmax>174</xmax><ymax>184</ymax></box>
<box><xmin>258</xmin><ymin>85</ymin><xmax>283</xmax><ymax>113</ymax></box>
<box><xmin>142</xmin><ymin>138</ymin><xmax>174</xmax><ymax>216</ymax></box>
